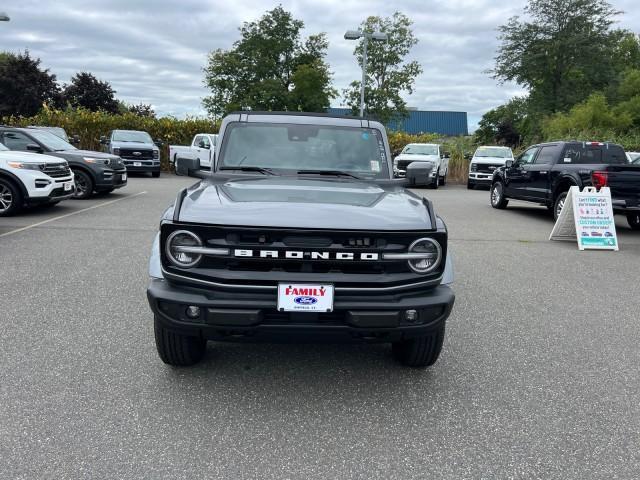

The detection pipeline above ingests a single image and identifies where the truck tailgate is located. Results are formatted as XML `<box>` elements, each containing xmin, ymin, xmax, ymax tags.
<box><xmin>606</xmin><ymin>165</ymin><xmax>640</xmax><ymax>206</ymax></box>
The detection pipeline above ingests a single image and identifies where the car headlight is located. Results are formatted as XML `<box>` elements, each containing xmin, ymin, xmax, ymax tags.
<box><xmin>407</xmin><ymin>238</ymin><xmax>442</xmax><ymax>274</ymax></box>
<box><xmin>113</xmin><ymin>147</ymin><xmax>120</xmax><ymax>155</ymax></box>
<box><xmin>153</xmin><ymin>150</ymin><xmax>159</xmax><ymax>159</ymax></box>
<box><xmin>84</xmin><ymin>157</ymin><xmax>111</xmax><ymax>166</ymax></box>
<box><xmin>166</xmin><ymin>230</ymin><xmax>203</xmax><ymax>268</ymax></box>
<box><xmin>470</xmin><ymin>162</ymin><xmax>477</xmax><ymax>172</ymax></box>
<box><xmin>7</xmin><ymin>161</ymin><xmax>44</xmax><ymax>170</ymax></box>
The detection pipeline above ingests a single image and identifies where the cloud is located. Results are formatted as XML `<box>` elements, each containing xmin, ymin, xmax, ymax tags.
<box><xmin>1</xmin><ymin>0</ymin><xmax>638</xmax><ymax>128</ymax></box>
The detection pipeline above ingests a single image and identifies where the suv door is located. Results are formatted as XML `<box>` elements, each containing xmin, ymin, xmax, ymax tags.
<box><xmin>505</xmin><ymin>146</ymin><xmax>539</xmax><ymax>198</ymax></box>
<box><xmin>198</xmin><ymin>136</ymin><xmax>212</xmax><ymax>168</ymax></box>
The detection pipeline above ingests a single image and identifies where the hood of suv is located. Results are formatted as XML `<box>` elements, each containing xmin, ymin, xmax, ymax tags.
<box><xmin>176</xmin><ymin>176</ymin><xmax>434</xmax><ymax>231</ymax></box>
<box><xmin>0</xmin><ymin>150</ymin><xmax>67</xmax><ymax>164</ymax></box>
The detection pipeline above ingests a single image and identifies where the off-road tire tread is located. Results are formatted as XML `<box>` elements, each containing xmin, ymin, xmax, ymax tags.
<box><xmin>154</xmin><ymin>316</ymin><xmax>206</xmax><ymax>366</ymax></box>
<box><xmin>392</xmin><ymin>325</ymin><xmax>445</xmax><ymax>368</ymax></box>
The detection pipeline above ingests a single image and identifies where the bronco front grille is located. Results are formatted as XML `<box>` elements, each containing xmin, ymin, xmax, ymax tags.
<box><xmin>160</xmin><ymin>224</ymin><xmax>447</xmax><ymax>292</ymax></box>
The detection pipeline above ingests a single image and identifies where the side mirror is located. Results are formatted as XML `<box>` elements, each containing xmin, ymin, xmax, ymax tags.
<box><xmin>198</xmin><ymin>140</ymin><xmax>209</xmax><ymax>149</ymax></box>
<box><xmin>154</xmin><ymin>139</ymin><xmax>164</xmax><ymax>147</ymax></box>
<box><xmin>26</xmin><ymin>143</ymin><xmax>43</xmax><ymax>153</ymax></box>
<box><xmin>99</xmin><ymin>136</ymin><xmax>107</xmax><ymax>145</ymax></box>
<box><xmin>405</xmin><ymin>161</ymin><xmax>434</xmax><ymax>186</ymax></box>
<box><xmin>505</xmin><ymin>159</ymin><xmax>514</xmax><ymax>168</ymax></box>
<box><xmin>71</xmin><ymin>134</ymin><xmax>81</xmax><ymax>145</ymax></box>
<box><xmin>442</xmin><ymin>151</ymin><xmax>450</xmax><ymax>158</ymax></box>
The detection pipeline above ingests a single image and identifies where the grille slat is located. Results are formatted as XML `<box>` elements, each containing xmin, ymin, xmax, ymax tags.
<box><xmin>119</xmin><ymin>148</ymin><xmax>154</xmax><ymax>159</ymax></box>
<box><xmin>43</xmin><ymin>163</ymin><xmax>71</xmax><ymax>178</ymax></box>
<box><xmin>476</xmin><ymin>163</ymin><xmax>502</xmax><ymax>174</ymax></box>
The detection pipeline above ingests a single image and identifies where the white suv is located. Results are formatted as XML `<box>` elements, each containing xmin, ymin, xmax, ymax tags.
<box><xmin>0</xmin><ymin>142</ymin><xmax>75</xmax><ymax>216</ymax></box>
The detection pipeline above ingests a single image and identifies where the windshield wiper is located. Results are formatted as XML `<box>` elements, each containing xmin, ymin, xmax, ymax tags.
<box><xmin>296</xmin><ymin>169</ymin><xmax>361</xmax><ymax>179</ymax></box>
<box><xmin>219</xmin><ymin>166</ymin><xmax>275</xmax><ymax>175</ymax></box>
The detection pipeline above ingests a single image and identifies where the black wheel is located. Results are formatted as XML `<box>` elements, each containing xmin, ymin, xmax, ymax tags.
<box><xmin>173</xmin><ymin>155</ymin><xmax>182</xmax><ymax>176</ymax></box>
<box><xmin>440</xmin><ymin>171</ymin><xmax>447</xmax><ymax>186</ymax></box>
<box><xmin>72</xmin><ymin>169</ymin><xmax>93</xmax><ymax>199</ymax></box>
<box><xmin>154</xmin><ymin>315</ymin><xmax>206</xmax><ymax>366</ymax></box>
<box><xmin>152</xmin><ymin>171</ymin><xmax>161</xmax><ymax>178</ymax></box>
<box><xmin>467</xmin><ymin>180</ymin><xmax>474</xmax><ymax>190</ymax></box>
<box><xmin>0</xmin><ymin>178</ymin><xmax>22</xmax><ymax>217</ymax></box>
<box><xmin>392</xmin><ymin>325</ymin><xmax>446</xmax><ymax>368</ymax></box>
<box><xmin>627</xmin><ymin>213</ymin><xmax>640</xmax><ymax>230</ymax></box>
<box><xmin>490</xmin><ymin>181</ymin><xmax>508</xmax><ymax>209</ymax></box>
<box><xmin>553</xmin><ymin>191</ymin><xmax>568</xmax><ymax>221</ymax></box>
<box><xmin>430</xmin><ymin>173</ymin><xmax>440</xmax><ymax>189</ymax></box>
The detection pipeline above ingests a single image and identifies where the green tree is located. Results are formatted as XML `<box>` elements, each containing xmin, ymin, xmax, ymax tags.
<box><xmin>493</xmin><ymin>0</ymin><xmax>629</xmax><ymax>114</ymax></box>
<box><xmin>202</xmin><ymin>6</ymin><xmax>336</xmax><ymax>119</ymax></box>
<box><xmin>62</xmin><ymin>72</ymin><xmax>119</xmax><ymax>113</ymax></box>
<box><xmin>0</xmin><ymin>51</ymin><xmax>61</xmax><ymax>116</ymax></box>
<box><xmin>475</xmin><ymin>97</ymin><xmax>529</xmax><ymax>147</ymax></box>
<box><xmin>343</xmin><ymin>12</ymin><xmax>422</xmax><ymax>124</ymax></box>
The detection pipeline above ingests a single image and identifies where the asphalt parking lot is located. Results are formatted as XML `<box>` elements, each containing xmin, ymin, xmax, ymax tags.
<box><xmin>1</xmin><ymin>175</ymin><xmax>640</xmax><ymax>479</ymax></box>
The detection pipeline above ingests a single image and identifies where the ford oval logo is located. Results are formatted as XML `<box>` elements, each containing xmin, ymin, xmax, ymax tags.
<box><xmin>294</xmin><ymin>296</ymin><xmax>317</xmax><ymax>305</ymax></box>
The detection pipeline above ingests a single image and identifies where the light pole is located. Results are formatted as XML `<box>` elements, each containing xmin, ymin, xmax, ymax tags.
<box><xmin>344</xmin><ymin>29</ymin><xmax>387</xmax><ymax>117</ymax></box>
<box><xmin>0</xmin><ymin>12</ymin><xmax>10</xmax><ymax>21</ymax></box>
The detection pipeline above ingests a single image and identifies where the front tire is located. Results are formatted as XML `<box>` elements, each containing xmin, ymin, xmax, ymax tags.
<box><xmin>491</xmin><ymin>181</ymin><xmax>508</xmax><ymax>209</ymax></box>
<box><xmin>72</xmin><ymin>169</ymin><xmax>94</xmax><ymax>199</ymax></box>
<box><xmin>154</xmin><ymin>316</ymin><xmax>206</xmax><ymax>366</ymax></box>
<box><xmin>0</xmin><ymin>178</ymin><xmax>22</xmax><ymax>217</ymax></box>
<box><xmin>627</xmin><ymin>213</ymin><xmax>640</xmax><ymax>230</ymax></box>
<box><xmin>467</xmin><ymin>180</ymin><xmax>474</xmax><ymax>190</ymax></box>
<box><xmin>553</xmin><ymin>191</ymin><xmax>568</xmax><ymax>221</ymax></box>
<box><xmin>392</xmin><ymin>325</ymin><xmax>445</xmax><ymax>368</ymax></box>
<box><xmin>152</xmin><ymin>171</ymin><xmax>161</xmax><ymax>178</ymax></box>
<box><xmin>430</xmin><ymin>174</ymin><xmax>439</xmax><ymax>189</ymax></box>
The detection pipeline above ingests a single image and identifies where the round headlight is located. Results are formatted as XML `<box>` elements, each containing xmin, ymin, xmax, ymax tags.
<box><xmin>166</xmin><ymin>230</ymin><xmax>203</xmax><ymax>268</ymax></box>
<box><xmin>407</xmin><ymin>238</ymin><xmax>442</xmax><ymax>274</ymax></box>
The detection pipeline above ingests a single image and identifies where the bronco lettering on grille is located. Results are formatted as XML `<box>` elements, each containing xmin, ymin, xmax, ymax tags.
<box><xmin>233</xmin><ymin>249</ymin><xmax>379</xmax><ymax>260</ymax></box>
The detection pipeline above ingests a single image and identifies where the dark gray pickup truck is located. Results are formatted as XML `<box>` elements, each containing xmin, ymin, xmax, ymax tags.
<box><xmin>490</xmin><ymin>141</ymin><xmax>640</xmax><ymax>229</ymax></box>
<box><xmin>147</xmin><ymin>112</ymin><xmax>455</xmax><ymax>368</ymax></box>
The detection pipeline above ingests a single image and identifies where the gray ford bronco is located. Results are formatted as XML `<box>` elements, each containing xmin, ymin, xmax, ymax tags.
<box><xmin>147</xmin><ymin>112</ymin><xmax>455</xmax><ymax>368</ymax></box>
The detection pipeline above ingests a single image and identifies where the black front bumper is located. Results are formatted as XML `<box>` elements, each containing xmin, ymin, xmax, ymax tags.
<box><xmin>95</xmin><ymin>168</ymin><xmax>128</xmax><ymax>191</ymax></box>
<box><xmin>147</xmin><ymin>279</ymin><xmax>455</xmax><ymax>343</ymax></box>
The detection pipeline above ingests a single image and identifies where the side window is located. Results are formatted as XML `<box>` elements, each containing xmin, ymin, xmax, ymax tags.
<box><xmin>518</xmin><ymin>147</ymin><xmax>539</xmax><ymax>165</ymax></box>
<box><xmin>2</xmin><ymin>132</ymin><xmax>34</xmax><ymax>151</ymax></box>
<box><xmin>201</xmin><ymin>136</ymin><xmax>211</xmax><ymax>148</ymax></box>
<box><xmin>193</xmin><ymin>135</ymin><xmax>202</xmax><ymax>147</ymax></box>
<box><xmin>535</xmin><ymin>144</ymin><xmax>562</xmax><ymax>164</ymax></box>
<box><xmin>603</xmin><ymin>146</ymin><xmax>626</xmax><ymax>165</ymax></box>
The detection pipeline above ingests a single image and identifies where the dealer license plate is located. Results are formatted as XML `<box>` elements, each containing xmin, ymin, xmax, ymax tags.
<box><xmin>133</xmin><ymin>162</ymin><xmax>142</xmax><ymax>167</ymax></box>
<box><xmin>277</xmin><ymin>283</ymin><xmax>334</xmax><ymax>312</ymax></box>
<box><xmin>64</xmin><ymin>182</ymin><xmax>73</xmax><ymax>191</ymax></box>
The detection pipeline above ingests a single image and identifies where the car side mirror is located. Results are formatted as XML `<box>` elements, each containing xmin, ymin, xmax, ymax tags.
<box><xmin>442</xmin><ymin>151</ymin><xmax>450</xmax><ymax>158</ymax></box>
<box><xmin>26</xmin><ymin>143</ymin><xmax>43</xmax><ymax>153</ymax></box>
<box><xmin>198</xmin><ymin>140</ymin><xmax>208</xmax><ymax>149</ymax></box>
<box><xmin>99</xmin><ymin>136</ymin><xmax>107</xmax><ymax>145</ymax></box>
<box><xmin>154</xmin><ymin>139</ymin><xmax>164</xmax><ymax>147</ymax></box>
<box><xmin>505</xmin><ymin>159</ymin><xmax>514</xmax><ymax>168</ymax></box>
<box><xmin>71</xmin><ymin>135</ymin><xmax>81</xmax><ymax>145</ymax></box>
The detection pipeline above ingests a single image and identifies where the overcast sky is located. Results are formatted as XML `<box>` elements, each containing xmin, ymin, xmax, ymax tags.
<box><xmin>1</xmin><ymin>0</ymin><xmax>638</xmax><ymax>129</ymax></box>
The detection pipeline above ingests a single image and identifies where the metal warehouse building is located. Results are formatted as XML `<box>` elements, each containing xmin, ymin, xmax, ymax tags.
<box><xmin>327</xmin><ymin>108</ymin><xmax>468</xmax><ymax>136</ymax></box>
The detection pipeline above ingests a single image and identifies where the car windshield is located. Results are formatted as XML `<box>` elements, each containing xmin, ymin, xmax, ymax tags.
<box><xmin>31</xmin><ymin>126</ymin><xmax>69</xmax><ymax>142</ymax></box>
<box><xmin>475</xmin><ymin>147</ymin><xmax>512</xmax><ymax>158</ymax></box>
<box><xmin>629</xmin><ymin>153</ymin><xmax>640</xmax><ymax>163</ymax></box>
<box><xmin>0</xmin><ymin>142</ymin><xmax>8</xmax><ymax>151</ymax></box>
<box><xmin>27</xmin><ymin>129</ymin><xmax>76</xmax><ymax>151</ymax></box>
<box><xmin>401</xmin><ymin>144</ymin><xmax>438</xmax><ymax>155</ymax></box>
<box><xmin>218</xmin><ymin>123</ymin><xmax>389</xmax><ymax>179</ymax></box>
<box><xmin>112</xmin><ymin>130</ymin><xmax>153</xmax><ymax>143</ymax></box>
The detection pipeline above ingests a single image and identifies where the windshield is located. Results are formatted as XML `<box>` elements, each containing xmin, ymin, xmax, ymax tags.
<box><xmin>218</xmin><ymin>123</ymin><xmax>389</xmax><ymax>179</ymax></box>
<box><xmin>475</xmin><ymin>147</ymin><xmax>512</xmax><ymax>158</ymax></box>
<box><xmin>629</xmin><ymin>153</ymin><xmax>640</xmax><ymax>163</ymax></box>
<box><xmin>112</xmin><ymin>130</ymin><xmax>153</xmax><ymax>143</ymax></box>
<box><xmin>401</xmin><ymin>144</ymin><xmax>438</xmax><ymax>156</ymax></box>
<box><xmin>0</xmin><ymin>142</ymin><xmax>8</xmax><ymax>151</ymax></box>
<box><xmin>31</xmin><ymin>126</ymin><xmax>68</xmax><ymax>142</ymax></box>
<box><xmin>28</xmin><ymin>129</ymin><xmax>76</xmax><ymax>151</ymax></box>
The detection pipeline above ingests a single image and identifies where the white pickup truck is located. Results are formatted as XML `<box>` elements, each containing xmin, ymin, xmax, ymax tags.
<box><xmin>169</xmin><ymin>134</ymin><xmax>218</xmax><ymax>172</ymax></box>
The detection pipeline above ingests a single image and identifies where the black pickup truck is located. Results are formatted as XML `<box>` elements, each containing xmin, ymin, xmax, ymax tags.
<box><xmin>490</xmin><ymin>141</ymin><xmax>640</xmax><ymax>229</ymax></box>
<box><xmin>147</xmin><ymin>112</ymin><xmax>455</xmax><ymax>368</ymax></box>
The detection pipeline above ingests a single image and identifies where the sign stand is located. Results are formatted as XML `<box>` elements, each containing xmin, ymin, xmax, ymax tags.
<box><xmin>549</xmin><ymin>186</ymin><xmax>618</xmax><ymax>251</ymax></box>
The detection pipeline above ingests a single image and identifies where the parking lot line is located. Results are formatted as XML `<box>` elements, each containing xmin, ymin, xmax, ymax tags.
<box><xmin>0</xmin><ymin>191</ymin><xmax>147</xmax><ymax>238</ymax></box>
